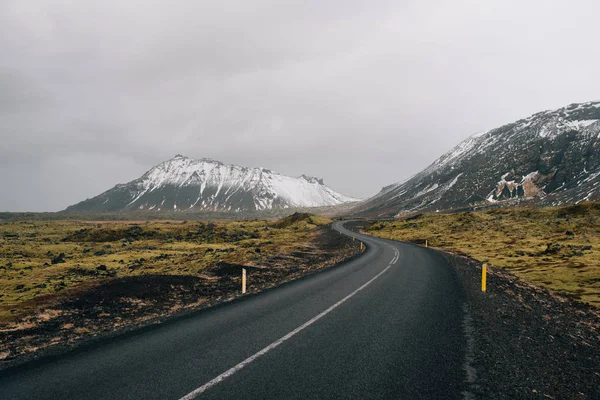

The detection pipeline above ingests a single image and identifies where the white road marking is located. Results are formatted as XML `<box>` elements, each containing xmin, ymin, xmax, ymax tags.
<box><xmin>387</xmin><ymin>245</ymin><xmax>400</xmax><ymax>265</ymax></box>
<box><xmin>391</xmin><ymin>249</ymin><xmax>399</xmax><ymax>264</ymax></box>
<box><xmin>342</xmin><ymin>228</ymin><xmax>399</xmax><ymax>266</ymax></box>
<box><xmin>337</xmin><ymin>225</ymin><xmax>400</xmax><ymax>266</ymax></box>
<box><xmin>179</xmin><ymin>262</ymin><xmax>394</xmax><ymax>399</ymax></box>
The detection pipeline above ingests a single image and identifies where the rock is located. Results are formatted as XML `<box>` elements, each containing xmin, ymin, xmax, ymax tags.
<box><xmin>51</xmin><ymin>253</ymin><xmax>66</xmax><ymax>264</ymax></box>
<box><xmin>543</xmin><ymin>243</ymin><xmax>562</xmax><ymax>255</ymax></box>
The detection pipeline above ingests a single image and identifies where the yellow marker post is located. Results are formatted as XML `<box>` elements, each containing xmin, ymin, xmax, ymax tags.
<box><xmin>481</xmin><ymin>263</ymin><xmax>487</xmax><ymax>292</ymax></box>
<box><xmin>425</xmin><ymin>240</ymin><xmax>428</xmax><ymax>248</ymax></box>
<box><xmin>242</xmin><ymin>268</ymin><xmax>247</xmax><ymax>294</ymax></box>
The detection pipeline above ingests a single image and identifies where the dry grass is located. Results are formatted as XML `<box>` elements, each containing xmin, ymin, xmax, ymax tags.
<box><xmin>364</xmin><ymin>203</ymin><xmax>600</xmax><ymax>307</ymax></box>
<box><xmin>0</xmin><ymin>214</ymin><xmax>332</xmax><ymax>323</ymax></box>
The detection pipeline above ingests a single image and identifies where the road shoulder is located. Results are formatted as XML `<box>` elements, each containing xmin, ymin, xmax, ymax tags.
<box><xmin>442</xmin><ymin>251</ymin><xmax>600</xmax><ymax>400</ymax></box>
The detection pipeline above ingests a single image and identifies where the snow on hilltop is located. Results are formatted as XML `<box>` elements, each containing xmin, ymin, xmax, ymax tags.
<box><xmin>67</xmin><ymin>155</ymin><xmax>358</xmax><ymax>213</ymax></box>
<box><xmin>351</xmin><ymin>100</ymin><xmax>600</xmax><ymax>217</ymax></box>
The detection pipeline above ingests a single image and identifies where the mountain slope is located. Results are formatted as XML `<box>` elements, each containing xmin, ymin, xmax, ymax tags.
<box><xmin>66</xmin><ymin>155</ymin><xmax>357</xmax><ymax>213</ymax></box>
<box><xmin>352</xmin><ymin>101</ymin><xmax>600</xmax><ymax>217</ymax></box>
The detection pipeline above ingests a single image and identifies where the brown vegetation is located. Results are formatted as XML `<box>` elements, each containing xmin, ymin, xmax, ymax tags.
<box><xmin>0</xmin><ymin>213</ymin><xmax>360</xmax><ymax>367</ymax></box>
<box><xmin>364</xmin><ymin>202</ymin><xmax>600</xmax><ymax>307</ymax></box>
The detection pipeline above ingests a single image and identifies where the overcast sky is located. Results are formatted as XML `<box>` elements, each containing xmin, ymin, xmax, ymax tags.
<box><xmin>2</xmin><ymin>0</ymin><xmax>600</xmax><ymax>211</ymax></box>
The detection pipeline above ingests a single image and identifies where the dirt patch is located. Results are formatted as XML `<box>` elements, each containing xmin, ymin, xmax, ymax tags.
<box><xmin>443</xmin><ymin>251</ymin><xmax>600</xmax><ymax>399</ymax></box>
<box><xmin>0</xmin><ymin>226</ymin><xmax>361</xmax><ymax>370</ymax></box>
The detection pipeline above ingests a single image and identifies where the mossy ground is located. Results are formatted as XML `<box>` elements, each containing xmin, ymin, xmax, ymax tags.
<box><xmin>0</xmin><ymin>214</ymin><xmax>333</xmax><ymax>324</ymax></box>
<box><xmin>364</xmin><ymin>203</ymin><xmax>600</xmax><ymax>307</ymax></box>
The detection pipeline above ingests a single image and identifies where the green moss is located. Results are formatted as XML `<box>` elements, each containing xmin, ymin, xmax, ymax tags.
<box><xmin>0</xmin><ymin>214</ymin><xmax>331</xmax><ymax>323</ymax></box>
<box><xmin>364</xmin><ymin>203</ymin><xmax>600</xmax><ymax>307</ymax></box>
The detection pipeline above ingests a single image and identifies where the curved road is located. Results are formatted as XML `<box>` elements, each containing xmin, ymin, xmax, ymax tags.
<box><xmin>0</xmin><ymin>222</ymin><xmax>468</xmax><ymax>399</ymax></box>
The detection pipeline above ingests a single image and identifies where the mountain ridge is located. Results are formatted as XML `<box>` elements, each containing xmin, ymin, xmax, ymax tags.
<box><xmin>66</xmin><ymin>155</ymin><xmax>358</xmax><ymax>213</ymax></box>
<box><xmin>351</xmin><ymin>100</ymin><xmax>600</xmax><ymax>217</ymax></box>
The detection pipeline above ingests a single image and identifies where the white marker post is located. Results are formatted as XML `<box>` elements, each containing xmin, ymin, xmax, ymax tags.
<box><xmin>242</xmin><ymin>268</ymin><xmax>247</xmax><ymax>294</ymax></box>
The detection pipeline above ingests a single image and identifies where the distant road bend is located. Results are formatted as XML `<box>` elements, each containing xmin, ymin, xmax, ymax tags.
<box><xmin>1</xmin><ymin>221</ymin><xmax>470</xmax><ymax>399</ymax></box>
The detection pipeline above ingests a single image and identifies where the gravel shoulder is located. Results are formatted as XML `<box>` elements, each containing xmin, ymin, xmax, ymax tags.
<box><xmin>443</xmin><ymin>250</ymin><xmax>600</xmax><ymax>400</ymax></box>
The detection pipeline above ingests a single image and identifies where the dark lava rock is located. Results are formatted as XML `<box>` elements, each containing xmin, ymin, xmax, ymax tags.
<box><xmin>51</xmin><ymin>253</ymin><xmax>66</xmax><ymax>264</ymax></box>
<box><xmin>443</xmin><ymin>251</ymin><xmax>600</xmax><ymax>399</ymax></box>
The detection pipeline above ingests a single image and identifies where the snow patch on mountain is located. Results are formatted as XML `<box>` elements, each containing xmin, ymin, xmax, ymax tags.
<box><xmin>351</xmin><ymin>100</ymin><xmax>600</xmax><ymax>216</ymax></box>
<box><xmin>66</xmin><ymin>156</ymin><xmax>358</xmax><ymax>213</ymax></box>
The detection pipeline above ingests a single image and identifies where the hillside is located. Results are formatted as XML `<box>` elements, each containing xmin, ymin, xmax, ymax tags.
<box><xmin>351</xmin><ymin>101</ymin><xmax>600</xmax><ymax>217</ymax></box>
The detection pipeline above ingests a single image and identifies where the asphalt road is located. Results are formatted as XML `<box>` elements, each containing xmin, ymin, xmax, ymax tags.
<box><xmin>0</xmin><ymin>222</ymin><xmax>468</xmax><ymax>399</ymax></box>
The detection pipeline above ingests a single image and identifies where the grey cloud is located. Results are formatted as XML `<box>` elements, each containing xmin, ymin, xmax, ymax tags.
<box><xmin>2</xmin><ymin>0</ymin><xmax>600</xmax><ymax>211</ymax></box>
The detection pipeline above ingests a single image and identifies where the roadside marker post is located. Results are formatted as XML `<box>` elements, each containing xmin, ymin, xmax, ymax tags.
<box><xmin>481</xmin><ymin>264</ymin><xmax>487</xmax><ymax>292</ymax></box>
<box><xmin>425</xmin><ymin>240</ymin><xmax>428</xmax><ymax>248</ymax></box>
<box><xmin>360</xmin><ymin>242</ymin><xmax>364</xmax><ymax>252</ymax></box>
<box><xmin>242</xmin><ymin>268</ymin><xmax>247</xmax><ymax>294</ymax></box>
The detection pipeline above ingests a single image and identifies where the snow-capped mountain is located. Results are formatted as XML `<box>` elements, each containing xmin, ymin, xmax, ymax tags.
<box><xmin>66</xmin><ymin>155</ymin><xmax>358</xmax><ymax>213</ymax></box>
<box><xmin>351</xmin><ymin>101</ymin><xmax>600</xmax><ymax>217</ymax></box>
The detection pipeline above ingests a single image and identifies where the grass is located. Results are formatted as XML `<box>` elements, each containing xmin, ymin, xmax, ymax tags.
<box><xmin>363</xmin><ymin>203</ymin><xmax>600</xmax><ymax>307</ymax></box>
<box><xmin>0</xmin><ymin>213</ymin><xmax>333</xmax><ymax>323</ymax></box>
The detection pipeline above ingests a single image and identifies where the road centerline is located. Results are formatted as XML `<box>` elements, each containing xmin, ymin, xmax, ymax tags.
<box><xmin>179</xmin><ymin>259</ymin><xmax>394</xmax><ymax>400</ymax></box>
